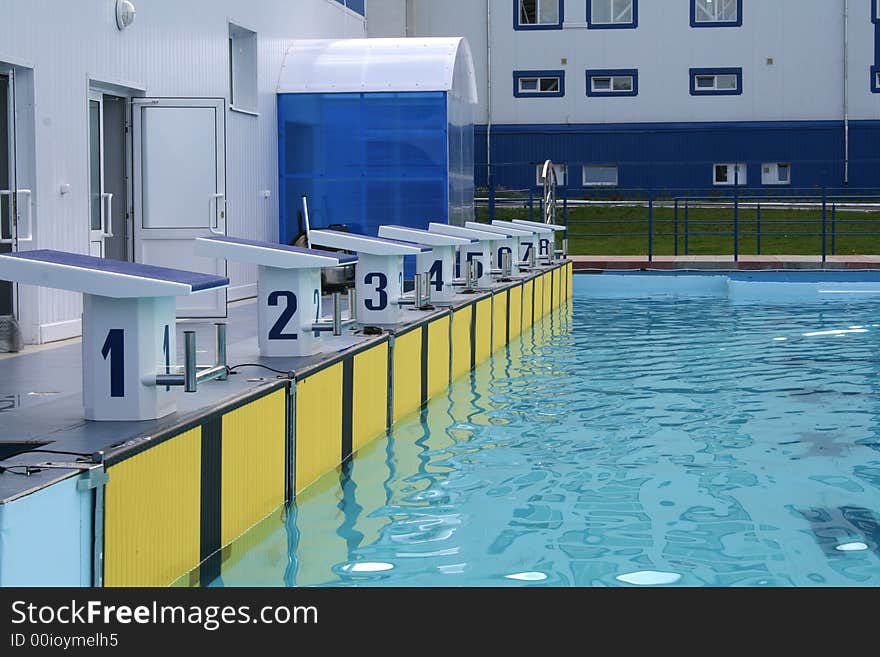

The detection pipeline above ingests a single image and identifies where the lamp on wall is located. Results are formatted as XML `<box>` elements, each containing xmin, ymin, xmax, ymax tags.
<box><xmin>115</xmin><ymin>0</ymin><xmax>136</xmax><ymax>30</ymax></box>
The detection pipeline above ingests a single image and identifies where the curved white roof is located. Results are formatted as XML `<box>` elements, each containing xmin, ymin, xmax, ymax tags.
<box><xmin>277</xmin><ymin>37</ymin><xmax>478</xmax><ymax>104</ymax></box>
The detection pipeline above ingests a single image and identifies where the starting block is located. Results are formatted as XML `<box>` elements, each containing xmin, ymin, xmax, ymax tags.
<box><xmin>427</xmin><ymin>223</ymin><xmax>501</xmax><ymax>288</ymax></box>
<box><xmin>377</xmin><ymin>225</ymin><xmax>473</xmax><ymax>303</ymax></box>
<box><xmin>511</xmin><ymin>219</ymin><xmax>566</xmax><ymax>260</ymax></box>
<box><xmin>308</xmin><ymin>230</ymin><xmax>428</xmax><ymax>325</ymax></box>
<box><xmin>0</xmin><ymin>250</ymin><xmax>229</xmax><ymax>421</ymax></box>
<box><xmin>465</xmin><ymin>221</ymin><xmax>533</xmax><ymax>277</ymax></box>
<box><xmin>195</xmin><ymin>236</ymin><xmax>357</xmax><ymax>357</ymax></box>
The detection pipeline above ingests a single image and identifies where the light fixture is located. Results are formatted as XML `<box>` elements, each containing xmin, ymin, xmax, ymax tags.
<box><xmin>116</xmin><ymin>0</ymin><xmax>136</xmax><ymax>30</ymax></box>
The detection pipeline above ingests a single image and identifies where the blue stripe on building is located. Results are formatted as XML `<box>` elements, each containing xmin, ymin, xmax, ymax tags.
<box><xmin>476</xmin><ymin>120</ymin><xmax>880</xmax><ymax>191</ymax></box>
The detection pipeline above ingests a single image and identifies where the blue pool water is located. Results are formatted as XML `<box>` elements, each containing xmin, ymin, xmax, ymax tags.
<box><xmin>198</xmin><ymin>273</ymin><xmax>880</xmax><ymax>587</ymax></box>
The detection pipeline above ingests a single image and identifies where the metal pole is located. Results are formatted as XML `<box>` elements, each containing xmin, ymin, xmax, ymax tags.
<box><xmin>757</xmin><ymin>202</ymin><xmax>762</xmax><ymax>256</ymax></box>
<box><xmin>674</xmin><ymin>199</ymin><xmax>679</xmax><ymax>257</ymax></box>
<box><xmin>821</xmin><ymin>187</ymin><xmax>827</xmax><ymax>263</ymax></box>
<box><xmin>684</xmin><ymin>200</ymin><xmax>689</xmax><ymax>256</ymax></box>
<box><xmin>488</xmin><ymin>166</ymin><xmax>496</xmax><ymax>223</ymax></box>
<box><xmin>184</xmin><ymin>331</ymin><xmax>197</xmax><ymax>393</ymax></box>
<box><xmin>648</xmin><ymin>191</ymin><xmax>654</xmax><ymax>262</ymax></box>
<box><xmin>733</xmin><ymin>169</ymin><xmax>739</xmax><ymax>262</ymax></box>
<box><xmin>563</xmin><ymin>185</ymin><xmax>568</xmax><ymax>227</ymax></box>
<box><xmin>831</xmin><ymin>203</ymin><xmax>837</xmax><ymax>256</ymax></box>
<box><xmin>528</xmin><ymin>187</ymin><xmax>534</xmax><ymax>222</ymax></box>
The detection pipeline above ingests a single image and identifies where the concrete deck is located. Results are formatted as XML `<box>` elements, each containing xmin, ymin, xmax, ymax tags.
<box><xmin>571</xmin><ymin>255</ymin><xmax>880</xmax><ymax>271</ymax></box>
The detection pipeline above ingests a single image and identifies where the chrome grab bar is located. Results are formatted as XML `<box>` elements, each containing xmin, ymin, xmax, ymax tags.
<box><xmin>151</xmin><ymin>323</ymin><xmax>228</xmax><ymax>391</ymax></box>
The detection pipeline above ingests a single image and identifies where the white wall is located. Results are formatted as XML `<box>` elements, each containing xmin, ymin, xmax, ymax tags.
<box><xmin>402</xmin><ymin>0</ymin><xmax>879</xmax><ymax>126</ymax></box>
<box><xmin>366</xmin><ymin>0</ymin><xmax>408</xmax><ymax>37</ymax></box>
<box><xmin>0</xmin><ymin>0</ymin><xmax>365</xmax><ymax>344</ymax></box>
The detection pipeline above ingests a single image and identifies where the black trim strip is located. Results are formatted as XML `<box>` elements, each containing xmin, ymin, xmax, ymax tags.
<box><xmin>469</xmin><ymin>304</ymin><xmax>477</xmax><ymax>370</ymax></box>
<box><xmin>505</xmin><ymin>289</ymin><xmax>511</xmax><ymax>344</ymax></box>
<box><xmin>420</xmin><ymin>323</ymin><xmax>429</xmax><ymax>407</ymax></box>
<box><xmin>531</xmin><ymin>277</ymin><xmax>536</xmax><ymax>327</ymax></box>
<box><xmin>293</xmin><ymin>334</ymin><xmax>390</xmax><ymax>379</ymax></box>
<box><xmin>104</xmin><ymin>380</ymin><xmax>288</xmax><ymax>466</ymax></box>
<box><xmin>341</xmin><ymin>356</ymin><xmax>354</xmax><ymax>463</ymax></box>
<box><xmin>199</xmin><ymin>416</ymin><xmax>222</xmax><ymax>585</ymax></box>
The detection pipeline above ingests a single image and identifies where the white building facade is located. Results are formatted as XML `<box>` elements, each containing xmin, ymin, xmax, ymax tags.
<box><xmin>369</xmin><ymin>0</ymin><xmax>880</xmax><ymax>193</ymax></box>
<box><xmin>0</xmin><ymin>0</ymin><xmax>366</xmax><ymax>345</ymax></box>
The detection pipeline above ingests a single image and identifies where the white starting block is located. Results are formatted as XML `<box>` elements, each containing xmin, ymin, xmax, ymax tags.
<box><xmin>466</xmin><ymin>222</ymin><xmax>533</xmax><ymax>277</ymax></box>
<box><xmin>0</xmin><ymin>250</ymin><xmax>229</xmax><ymax>421</ymax></box>
<box><xmin>511</xmin><ymin>219</ymin><xmax>566</xmax><ymax>260</ymax></box>
<box><xmin>490</xmin><ymin>220</ymin><xmax>547</xmax><ymax>266</ymax></box>
<box><xmin>308</xmin><ymin>230</ymin><xmax>428</xmax><ymax>325</ymax></box>
<box><xmin>195</xmin><ymin>237</ymin><xmax>357</xmax><ymax>358</ymax></box>
<box><xmin>428</xmin><ymin>223</ymin><xmax>500</xmax><ymax>289</ymax></box>
<box><xmin>377</xmin><ymin>225</ymin><xmax>473</xmax><ymax>303</ymax></box>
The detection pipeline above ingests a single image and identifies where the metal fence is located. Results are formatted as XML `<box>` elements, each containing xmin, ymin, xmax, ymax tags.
<box><xmin>476</xmin><ymin>186</ymin><xmax>880</xmax><ymax>260</ymax></box>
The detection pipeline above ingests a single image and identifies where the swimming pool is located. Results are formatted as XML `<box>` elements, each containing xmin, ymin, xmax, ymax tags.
<box><xmin>190</xmin><ymin>272</ymin><xmax>880</xmax><ymax>587</ymax></box>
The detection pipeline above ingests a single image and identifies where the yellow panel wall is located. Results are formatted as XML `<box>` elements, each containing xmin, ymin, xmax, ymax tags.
<box><xmin>221</xmin><ymin>389</ymin><xmax>287</xmax><ymax>547</ymax></box>
<box><xmin>508</xmin><ymin>284</ymin><xmax>523</xmax><ymax>339</ymax></box>
<box><xmin>392</xmin><ymin>329</ymin><xmax>422</xmax><ymax>423</ymax></box>
<box><xmin>104</xmin><ymin>428</ymin><xmax>201</xmax><ymax>587</ymax></box>
<box><xmin>522</xmin><ymin>279</ymin><xmax>534</xmax><ymax>330</ymax></box>
<box><xmin>295</xmin><ymin>364</ymin><xmax>343</xmax><ymax>494</ymax></box>
<box><xmin>474</xmin><ymin>298</ymin><xmax>492</xmax><ymax>365</ymax></box>
<box><xmin>568</xmin><ymin>262</ymin><xmax>573</xmax><ymax>299</ymax></box>
<box><xmin>427</xmin><ymin>316</ymin><xmax>451</xmax><ymax>399</ymax></box>
<box><xmin>450</xmin><ymin>304</ymin><xmax>473</xmax><ymax>382</ymax></box>
<box><xmin>352</xmin><ymin>342</ymin><xmax>389</xmax><ymax>452</ymax></box>
<box><xmin>492</xmin><ymin>290</ymin><xmax>508</xmax><ymax>352</ymax></box>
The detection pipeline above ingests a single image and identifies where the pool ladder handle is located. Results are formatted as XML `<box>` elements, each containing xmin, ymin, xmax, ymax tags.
<box><xmin>149</xmin><ymin>323</ymin><xmax>228</xmax><ymax>393</ymax></box>
<box><xmin>312</xmin><ymin>288</ymin><xmax>358</xmax><ymax>337</ymax></box>
<box><xmin>397</xmin><ymin>272</ymin><xmax>433</xmax><ymax>310</ymax></box>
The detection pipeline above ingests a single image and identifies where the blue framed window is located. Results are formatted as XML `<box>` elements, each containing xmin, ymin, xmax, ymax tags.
<box><xmin>690</xmin><ymin>67</ymin><xmax>743</xmax><ymax>96</ymax></box>
<box><xmin>514</xmin><ymin>0</ymin><xmax>564</xmax><ymax>30</ymax></box>
<box><xmin>873</xmin><ymin>0</ymin><xmax>880</xmax><ymax>22</ymax></box>
<box><xmin>691</xmin><ymin>0</ymin><xmax>742</xmax><ymax>27</ymax></box>
<box><xmin>586</xmin><ymin>69</ymin><xmax>638</xmax><ymax>97</ymax></box>
<box><xmin>514</xmin><ymin>70</ymin><xmax>565</xmax><ymax>98</ymax></box>
<box><xmin>872</xmin><ymin>66</ymin><xmax>880</xmax><ymax>94</ymax></box>
<box><xmin>333</xmin><ymin>0</ymin><xmax>365</xmax><ymax>16</ymax></box>
<box><xmin>587</xmin><ymin>0</ymin><xmax>637</xmax><ymax>29</ymax></box>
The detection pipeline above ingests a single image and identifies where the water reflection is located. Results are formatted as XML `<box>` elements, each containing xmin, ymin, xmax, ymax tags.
<box><xmin>185</xmin><ymin>290</ymin><xmax>880</xmax><ymax>587</ymax></box>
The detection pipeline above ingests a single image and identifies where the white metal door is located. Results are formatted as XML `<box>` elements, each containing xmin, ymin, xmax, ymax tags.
<box><xmin>132</xmin><ymin>97</ymin><xmax>227</xmax><ymax>317</ymax></box>
<box><xmin>0</xmin><ymin>69</ymin><xmax>32</xmax><ymax>318</ymax></box>
<box><xmin>88</xmin><ymin>91</ymin><xmax>112</xmax><ymax>258</ymax></box>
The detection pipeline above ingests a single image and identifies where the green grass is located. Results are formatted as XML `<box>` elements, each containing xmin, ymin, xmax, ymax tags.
<box><xmin>475</xmin><ymin>204</ymin><xmax>880</xmax><ymax>256</ymax></box>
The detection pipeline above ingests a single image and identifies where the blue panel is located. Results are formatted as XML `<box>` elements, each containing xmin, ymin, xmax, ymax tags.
<box><xmin>475</xmin><ymin>120</ymin><xmax>880</xmax><ymax>192</ymax></box>
<box><xmin>278</xmin><ymin>92</ymin><xmax>451</xmax><ymax>274</ymax></box>
<box><xmin>0</xmin><ymin>476</ymin><xmax>92</xmax><ymax>586</ymax></box>
<box><xmin>3</xmin><ymin>250</ymin><xmax>229</xmax><ymax>291</ymax></box>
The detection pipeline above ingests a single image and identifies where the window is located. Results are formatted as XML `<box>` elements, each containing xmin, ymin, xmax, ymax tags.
<box><xmin>691</xmin><ymin>0</ymin><xmax>742</xmax><ymax>27</ymax></box>
<box><xmin>762</xmin><ymin>163</ymin><xmax>791</xmax><ymax>186</ymax></box>
<box><xmin>588</xmin><ymin>0</ymin><xmax>637</xmax><ymax>28</ymax></box>
<box><xmin>586</xmin><ymin>69</ymin><xmax>638</xmax><ymax>97</ymax></box>
<box><xmin>690</xmin><ymin>68</ymin><xmax>743</xmax><ymax>96</ymax></box>
<box><xmin>872</xmin><ymin>66</ymin><xmax>880</xmax><ymax>94</ymax></box>
<box><xmin>536</xmin><ymin>163</ymin><xmax>568</xmax><ymax>186</ymax></box>
<box><xmin>228</xmin><ymin>23</ymin><xmax>258</xmax><ymax>113</ymax></box>
<box><xmin>874</xmin><ymin>0</ymin><xmax>879</xmax><ymax>22</ymax></box>
<box><xmin>583</xmin><ymin>165</ymin><xmax>619</xmax><ymax>187</ymax></box>
<box><xmin>516</xmin><ymin>0</ymin><xmax>563</xmax><ymax>30</ymax></box>
<box><xmin>514</xmin><ymin>70</ymin><xmax>566</xmax><ymax>97</ymax></box>
<box><xmin>713</xmin><ymin>163</ymin><xmax>747</xmax><ymax>186</ymax></box>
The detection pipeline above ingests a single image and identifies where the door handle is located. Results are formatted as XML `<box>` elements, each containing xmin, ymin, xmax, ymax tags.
<box><xmin>0</xmin><ymin>190</ymin><xmax>12</xmax><ymax>244</ymax></box>
<box><xmin>101</xmin><ymin>193</ymin><xmax>114</xmax><ymax>238</ymax></box>
<box><xmin>16</xmin><ymin>190</ymin><xmax>32</xmax><ymax>243</ymax></box>
<box><xmin>209</xmin><ymin>193</ymin><xmax>225</xmax><ymax>235</ymax></box>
